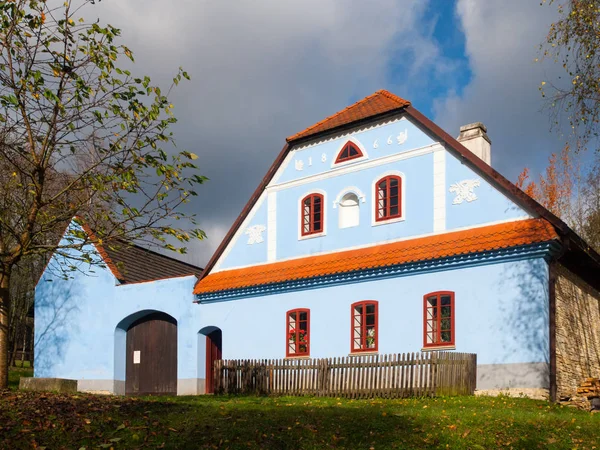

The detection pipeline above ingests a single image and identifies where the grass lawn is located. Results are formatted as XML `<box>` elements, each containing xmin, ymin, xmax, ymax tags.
<box><xmin>8</xmin><ymin>367</ymin><xmax>33</xmax><ymax>391</ymax></box>
<box><xmin>1</xmin><ymin>377</ymin><xmax>599</xmax><ymax>450</ymax></box>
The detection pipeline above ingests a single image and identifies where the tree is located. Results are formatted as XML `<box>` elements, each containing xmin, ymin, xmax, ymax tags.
<box><xmin>516</xmin><ymin>145</ymin><xmax>600</xmax><ymax>252</ymax></box>
<box><xmin>0</xmin><ymin>1</ymin><xmax>206</xmax><ymax>388</ymax></box>
<box><xmin>540</xmin><ymin>0</ymin><xmax>600</xmax><ymax>148</ymax></box>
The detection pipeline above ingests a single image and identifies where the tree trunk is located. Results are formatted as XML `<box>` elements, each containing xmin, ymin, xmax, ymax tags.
<box><xmin>0</xmin><ymin>268</ymin><xmax>11</xmax><ymax>389</ymax></box>
<box><xmin>8</xmin><ymin>332</ymin><xmax>17</xmax><ymax>368</ymax></box>
<box><xmin>21</xmin><ymin>331</ymin><xmax>26</xmax><ymax>367</ymax></box>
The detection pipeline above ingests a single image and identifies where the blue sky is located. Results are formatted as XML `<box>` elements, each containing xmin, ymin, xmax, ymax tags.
<box><xmin>94</xmin><ymin>0</ymin><xmax>568</xmax><ymax>265</ymax></box>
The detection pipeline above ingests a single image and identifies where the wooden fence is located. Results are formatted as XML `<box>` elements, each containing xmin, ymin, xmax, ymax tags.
<box><xmin>213</xmin><ymin>352</ymin><xmax>477</xmax><ymax>398</ymax></box>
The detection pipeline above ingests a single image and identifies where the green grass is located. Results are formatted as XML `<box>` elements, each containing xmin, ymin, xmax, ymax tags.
<box><xmin>8</xmin><ymin>366</ymin><xmax>33</xmax><ymax>390</ymax></box>
<box><xmin>12</xmin><ymin>360</ymin><xmax>32</xmax><ymax>368</ymax></box>
<box><xmin>0</xmin><ymin>391</ymin><xmax>598</xmax><ymax>449</ymax></box>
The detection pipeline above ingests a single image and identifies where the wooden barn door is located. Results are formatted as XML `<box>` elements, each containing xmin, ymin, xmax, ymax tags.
<box><xmin>126</xmin><ymin>312</ymin><xmax>177</xmax><ymax>395</ymax></box>
<box><xmin>205</xmin><ymin>329</ymin><xmax>222</xmax><ymax>394</ymax></box>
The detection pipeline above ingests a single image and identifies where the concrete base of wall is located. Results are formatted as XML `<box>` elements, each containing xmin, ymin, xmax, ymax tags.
<box><xmin>478</xmin><ymin>362</ymin><xmax>549</xmax><ymax>390</ymax></box>
<box><xmin>177</xmin><ymin>378</ymin><xmax>203</xmax><ymax>395</ymax></box>
<box><xmin>74</xmin><ymin>379</ymin><xmax>205</xmax><ymax>396</ymax></box>
<box><xmin>475</xmin><ymin>388</ymin><xmax>549</xmax><ymax>400</ymax></box>
<box><xmin>114</xmin><ymin>380</ymin><xmax>125</xmax><ymax>395</ymax></box>
<box><xmin>20</xmin><ymin>377</ymin><xmax>78</xmax><ymax>393</ymax></box>
<box><xmin>77</xmin><ymin>379</ymin><xmax>116</xmax><ymax>395</ymax></box>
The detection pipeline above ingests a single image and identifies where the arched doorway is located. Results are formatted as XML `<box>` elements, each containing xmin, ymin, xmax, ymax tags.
<box><xmin>198</xmin><ymin>326</ymin><xmax>222</xmax><ymax>394</ymax></box>
<box><xmin>116</xmin><ymin>311</ymin><xmax>177</xmax><ymax>395</ymax></box>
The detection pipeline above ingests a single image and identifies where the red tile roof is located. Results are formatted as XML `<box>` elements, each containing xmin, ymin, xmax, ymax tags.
<box><xmin>287</xmin><ymin>90</ymin><xmax>410</xmax><ymax>142</ymax></box>
<box><xmin>194</xmin><ymin>218</ymin><xmax>557</xmax><ymax>295</ymax></box>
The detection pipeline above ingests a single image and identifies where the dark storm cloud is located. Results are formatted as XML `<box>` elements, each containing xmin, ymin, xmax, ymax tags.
<box><xmin>92</xmin><ymin>0</ymin><xmax>462</xmax><ymax>265</ymax></box>
<box><xmin>87</xmin><ymin>1</ymin><xmax>564</xmax><ymax>266</ymax></box>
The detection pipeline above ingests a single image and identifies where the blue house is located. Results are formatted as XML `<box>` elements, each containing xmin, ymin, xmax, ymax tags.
<box><xmin>35</xmin><ymin>90</ymin><xmax>600</xmax><ymax>400</ymax></box>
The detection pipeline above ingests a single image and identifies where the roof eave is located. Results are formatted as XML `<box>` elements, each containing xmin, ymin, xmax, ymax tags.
<box><xmin>286</xmin><ymin>106</ymin><xmax>409</xmax><ymax>146</ymax></box>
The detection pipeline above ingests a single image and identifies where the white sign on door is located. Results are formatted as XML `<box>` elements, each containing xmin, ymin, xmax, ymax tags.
<box><xmin>133</xmin><ymin>350</ymin><xmax>141</xmax><ymax>364</ymax></box>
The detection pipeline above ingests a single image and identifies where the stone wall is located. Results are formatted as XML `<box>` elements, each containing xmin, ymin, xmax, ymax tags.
<box><xmin>555</xmin><ymin>264</ymin><xmax>600</xmax><ymax>399</ymax></box>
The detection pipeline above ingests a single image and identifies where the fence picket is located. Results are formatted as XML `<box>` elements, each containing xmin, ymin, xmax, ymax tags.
<box><xmin>213</xmin><ymin>351</ymin><xmax>476</xmax><ymax>398</ymax></box>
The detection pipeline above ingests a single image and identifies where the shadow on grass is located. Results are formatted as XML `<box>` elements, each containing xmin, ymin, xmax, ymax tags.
<box><xmin>0</xmin><ymin>392</ymin><xmax>598</xmax><ymax>449</ymax></box>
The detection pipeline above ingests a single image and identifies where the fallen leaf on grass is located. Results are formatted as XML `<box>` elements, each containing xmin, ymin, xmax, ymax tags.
<box><xmin>462</xmin><ymin>429</ymin><xmax>471</xmax><ymax>438</ymax></box>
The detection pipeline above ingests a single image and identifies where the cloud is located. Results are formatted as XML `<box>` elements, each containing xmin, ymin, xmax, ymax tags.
<box><xmin>433</xmin><ymin>0</ymin><xmax>565</xmax><ymax>177</ymax></box>
<box><xmin>89</xmin><ymin>0</ymin><xmax>458</xmax><ymax>265</ymax></box>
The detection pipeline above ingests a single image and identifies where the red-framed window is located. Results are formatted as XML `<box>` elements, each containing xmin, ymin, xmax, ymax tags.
<box><xmin>351</xmin><ymin>301</ymin><xmax>378</xmax><ymax>352</ymax></box>
<box><xmin>301</xmin><ymin>193</ymin><xmax>324</xmax><ymax>236</ymax></box>
<box><xmin>375</xmin><ymin>175</ymin><xmax>402</xmax><ymax>222</ymax></box>
<box><xmin>335</xmin><ymin>141</ymin><xmax>363</xmax><ymax>164</ymax></box>
<box><xmin>423</xmin><ymin>291</ymin><xmax>455</xmax><ymax>348</ymax></box>
<box><xmin>287</xmin><ymin>309</ymin><xmax>310</xmax><ymax>357</ymax></box>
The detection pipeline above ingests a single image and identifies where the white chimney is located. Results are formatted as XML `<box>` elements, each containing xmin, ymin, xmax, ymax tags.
<box><xmin>457</xmin><ymin>122</ymin><xmax>491</xmax><ymax>165</ymax></box>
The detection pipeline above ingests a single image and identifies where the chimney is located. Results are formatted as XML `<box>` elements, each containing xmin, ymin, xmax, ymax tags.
<box><xmin>457</xmin><ymin>122</ymin><xmax>491</xmax><ymax>165</ymax></box>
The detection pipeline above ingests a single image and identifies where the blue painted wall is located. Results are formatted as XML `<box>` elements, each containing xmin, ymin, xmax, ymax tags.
<box><xmin>275</xmin><ymin>118</ymin><xmax>434</xmax><ymax>183</ymax></box>
<box><xmin>201</xmin><ymin>258</ymin><xmax>549</xmax><ymax>367</ymax></box>
<box><xmin>217</xmin><ymin>115</ymin><xmax>530</xmax><ymax>270</ymax></box>
<box><xmin>275</xmin><ymin>154</ymin><xmax>432</xmax><ymax>259</ymax></box>
<box><xmin>36</xmin><ymin>253</ymin><xmax>549</xmax><ymax>389</ymax></box>
<box><xmin>445</xmin><ymin>152</ymin><xmax>529</xmax><ymax>229</ymax></box>
<box><xmin>35</xmin><ymin>251</ymin><xmax>202</xmax><ymax>388</ymax></box>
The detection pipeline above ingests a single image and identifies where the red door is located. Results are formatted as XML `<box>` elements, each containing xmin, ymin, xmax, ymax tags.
<box><xmin>205</xmin><ymin>329</ymin><xmax>222</xmax><ymax>394</ymax></box>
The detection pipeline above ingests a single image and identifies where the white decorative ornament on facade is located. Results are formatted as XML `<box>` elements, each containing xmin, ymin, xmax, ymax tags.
<box><xmin>245</xmin><ymin>224</ymin><xmax>266</xmax><ymax>245</ymax></box>
<box><xmin>373</xmin><ymin>139</ymin><xmax>379</xmax><ymax>149</ymax></box>
<box><xmin>449</xmin><ymin>179</ymin><xmax>481</xmax><ymax>205</ymax></box>
<box><xmin>295</xmin><ymin>160</ymin><xmax>304</xmax><ymax>171</ymax></box>
<box><xmin>321</xmin><ymin>153</ymin><xmax>327</xmax><ymax>162</ymax></box>
<box><xmin>396</xmin><ymin>129</ymin><xmax>408</xmax><ymax>145</ymax></box>
<box><xmin>308</xmin><ymin>157</ymin><xmax>312</xmax><ymax>166</ymax></box>
<box><xmin>386</xmin><ymin>135</ymin><xmax>393</xmax><ymax>145</ymax></box>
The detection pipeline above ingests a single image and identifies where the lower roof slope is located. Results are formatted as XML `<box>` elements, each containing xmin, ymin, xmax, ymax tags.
<box><xmin>101</xmin><ymin>241</ymin><xmax>202</xmax><ymax>284</ymax></box>
<box><xmin>194</xmin><ymin>219</ymin><xmax>558</xmax><ymax>296</ymax></box>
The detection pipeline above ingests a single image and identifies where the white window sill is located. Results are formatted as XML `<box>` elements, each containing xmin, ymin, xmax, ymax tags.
<box><xmin>285</xmin><ymin>355</ymin><xmax>311</xmax><ymax>360</ymax></box>
<box><xmin>421</xmin><ymin>346</ymin><xmax>456</xmax><ymax>352</ymax></box>
<box><xmin>298</xmin><ymin>231</ymin><xmax>326</xmax><ymax>241</ymax></box>
<box><xmin>371</xmin><ymin>216</ymin><xmax>405</xmax><ymax>227</ymax></box>
<box><xmin>348</xmin><ymin>351</ymin><xmax>378</xmax><ymax>357</ymax></box>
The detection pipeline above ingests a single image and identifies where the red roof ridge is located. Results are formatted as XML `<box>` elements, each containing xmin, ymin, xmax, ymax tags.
<box><xmin>287</xmin><ymin>90</ymin><xmax>410</xmax><ymax>142</ymax></box>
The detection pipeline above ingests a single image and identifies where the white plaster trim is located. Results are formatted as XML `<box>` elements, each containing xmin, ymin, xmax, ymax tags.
<box><xmin>433</xmin><ymin>149</ymin><xmax>446</xmax><ymax>232</ymax></box>
<box><xmin>269</xmin><ymin>116</ymin><xmax>413</xmax><ymax>186</ymax></box>
<box><xmin>450</xmin><ymin>179</ymin><xmax>481</xmax><ymax>204</ymax></box>
<box><xmin>330</xmin><ymin>136</ymin><xmax>369</xmax><ymax>168</ymax></box>
<box><xmin>267</xmin><ymin>192</ymin><xmax>277</xmax><ymax>262</ymax></box>
<box><xmin>371</xmin><ymin>170</ymin><xmax>406</xmax><ymax>227</ymax></box>
<box><xmin>333</xmin><ymin>186</ymin><xmax>366</xmax><ymax>209</ymax></box>
<box><xmin>295</xmin><ymin>116</ymin><xmax>408</xmax><ymax>152</ymax></box>
<box><xmin>421</xmin><ymin>346</ymin><xmax>456</xmax><ymax>352</ymax></box>
<box><xmin>212</xmin><ymin>216</ymin><xmax>532</xmax><ymax>272</ymax></box>
<box><xmin>297</xmin><ymin>189</ymin><xmax>327</xmax><ymax>241</ymax></box>
<box><xmin>245</xmin><ymin>225</ymin><xmax>266</xmax><ymax>245</ymax></box>
<box><xmin>212</xmin><ymin>193</ymin><xmax>267</xmax><ymax>272</ymax></box>
<box><xmin>267</xmin><ymin>142</ymin><xmax>441</xmax><ymax>193</ymax></box>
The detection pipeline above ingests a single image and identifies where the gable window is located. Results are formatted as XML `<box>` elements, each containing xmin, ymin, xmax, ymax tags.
<box><xmin>351</xmin><ymin>301</ymin><xmax>378</xmax><ymax>353</ymax></box>
<box><xmin>301</xmin><ymin>193</ymin><xmax>324</xmax><ymax>236</ymax></box>
<box><xmin>423</xmin><ymin>291</ymin><xmax>455</xmax><ymax>348</ymax></box>
<box><xmin>287</xmin><ymin>309</ymin><xmax>310</xmax><ymax>357</ymax></box>
<box><xmin>338</xmin><ymin>192</ymin><xmax>360</xmax><ymax>229</ymax></box>
<box><xmin>375</xmin><ymin>175</ymin><xmax>402</xmax><ymax>222</ymax></box>
<box><xmin>335</xmin><ymin>141</ymin><xmax>363</xmax><ymax>164</ymax></box>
